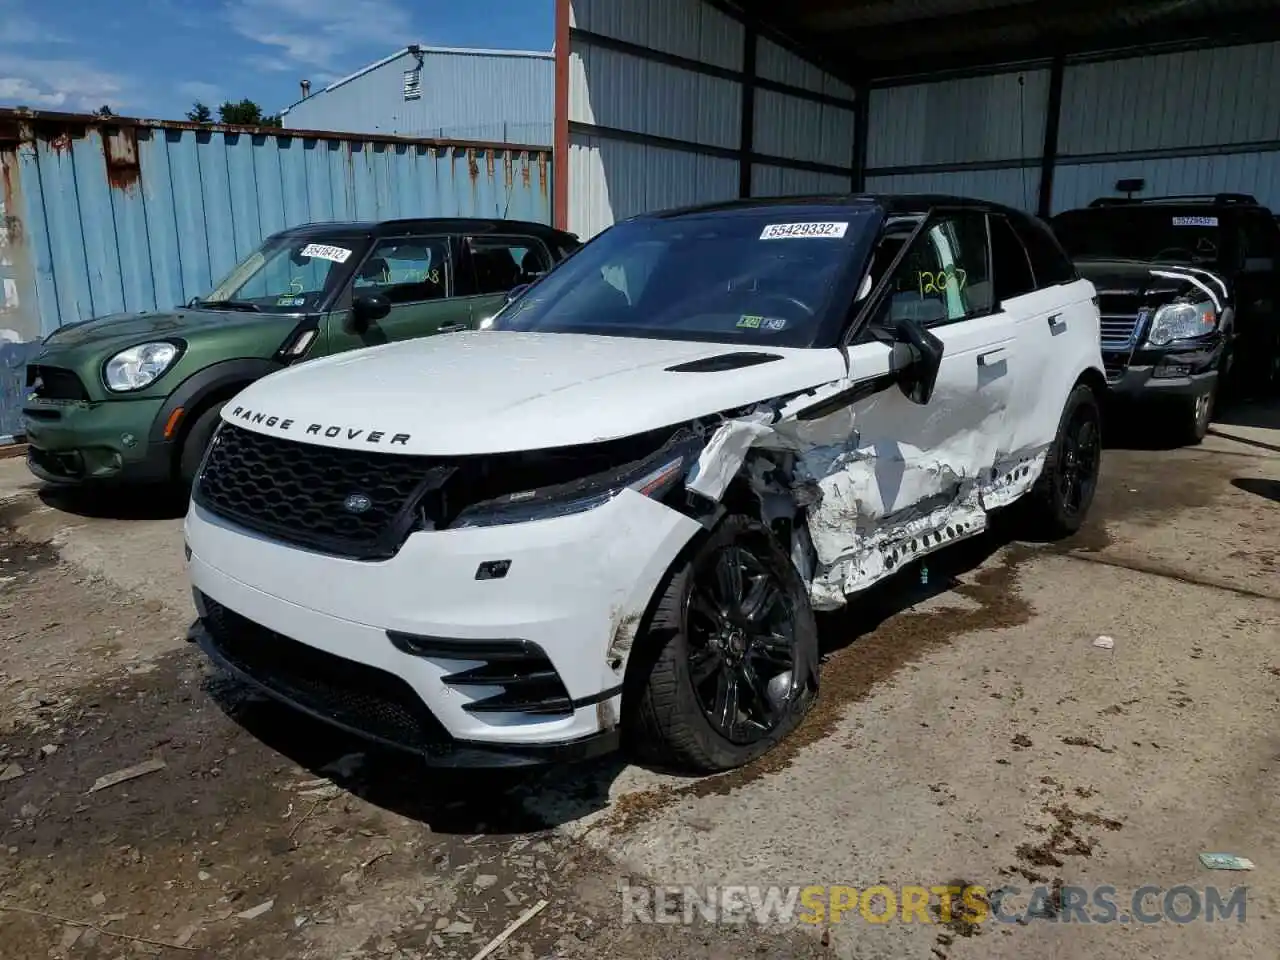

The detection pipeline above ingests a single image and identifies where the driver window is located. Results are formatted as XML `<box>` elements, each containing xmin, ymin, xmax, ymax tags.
<box><xmin>353</xmin><ymin>238</ymin><xmax>451</xmax><ymax>304</ymax></box>
<box><xmin>884</xmin><ymin>212</ymin><xmax>992</xmax><ymax>326</ymax></box>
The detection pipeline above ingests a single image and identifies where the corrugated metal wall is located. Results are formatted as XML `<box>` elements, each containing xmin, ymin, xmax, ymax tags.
<box><xmin>0</xmin><ymin>111</ymin><xmax>551</xmax><ymax>437</ymax></box>
<box><xmin>566</xmin><ymin>0</ymin><xmax>856</xmax><ymax>239</ymax></box>
<box><xmin>280</xmin><ymin>49</ymin><xmax>555</xmax><ymax>147</ymax></box>
<box><xmin>1052</xmin><ymin>41</ymin><xmax>1280</xmax><ymax>212</ymax></box>
<box><xmin>865</xmin><ymin>68</ymin><xmax>1047</xmax><ymax>211</ymax></box>
<box><xmin>1</xmin><ymin>113</ymin><xmax>551</xmax><ymax>338</ymax></box>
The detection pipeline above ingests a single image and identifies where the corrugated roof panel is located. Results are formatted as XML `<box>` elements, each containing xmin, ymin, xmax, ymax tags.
<box><xmin>867</xmin><ymin>166</ymin><xmax>1041</xmax><ymax>211</ymax></box>
<box><xmin>753</xmin><ymin>89</ymin><xmax>855</xmax><ymax>168</ymax></box>
<box><xmin>567</xmin><ymin>133</ymin><xmax>739</xmax><ymax>239</ymax></box>
<box><xmin>571</xmin><ymin>44</ymin><xmax>740</xmax><ymax>149</ymax></box>
<box><xmin>572</xmin><ymin>0</ymin><xmax>744</xmax><ymax>70</ymax></box>
<box><xmin>755</xmin><ymin>37</ymin><xmax>856</xmax><ymax>100</ymax></box>
<box><xmin>1052</xmin><ymin>151</ymin><xmax>1280</xmax><ymax>213</ymax></box>
<box><xmin>868</xmin><ymin>69</ymin><xmax>1049</xmax><ymax>168</ymax></box>
<box><xmin>1058</xmin><ymin>41</ymin><xmax>1280</xmax><ymax>155</ymax></box>
<box><xmin>751</xmin><ymin>164</ymin><xmax>852</xmax><ymax>196</ymax></box>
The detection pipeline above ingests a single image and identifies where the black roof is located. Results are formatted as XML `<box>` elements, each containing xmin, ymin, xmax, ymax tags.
<box><xmin>637</xmin><ymin>193</ymin><xmax>1036</xmax><ymax>223</ymax></box>
<box><xmin>275</xmin><ymin>218</ymin><xmax>573</xmax><ymax>240</ymax></box>
<box><xmin>1059</xmin><ymin>193</ymin><xmax>1272</xmax><ymax>216</ymax></box>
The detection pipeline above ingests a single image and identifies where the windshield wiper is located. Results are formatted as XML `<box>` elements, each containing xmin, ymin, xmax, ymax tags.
<box><xmin>191</xmin><ymin>299</ymin><xmax>263</xmax><ymax>313</ymax></box>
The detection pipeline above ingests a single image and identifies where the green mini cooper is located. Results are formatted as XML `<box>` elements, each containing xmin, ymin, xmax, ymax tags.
<box><xmin>22</xmin><ymin>217</ymin><xmax>578</xmax><ymax>488</ymax></box>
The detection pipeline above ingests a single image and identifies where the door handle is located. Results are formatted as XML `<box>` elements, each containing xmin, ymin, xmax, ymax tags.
<box><xmin>1047</xmin><ymin>313</ymin><xmax>1066</xmax><ymax>330</ymax></box>
<box><xmin>977</xmin><ymin>347</ymin><xmax>1007</xmax><ymax>367</ymax></box>
<box><xmin>438</xmin><ymin>323</ymin><xmax>468</xmax><ymax>333</ymax></box>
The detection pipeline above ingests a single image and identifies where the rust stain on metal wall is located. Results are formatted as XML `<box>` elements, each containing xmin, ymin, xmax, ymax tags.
<box><xmin>537</xmin><ymin>153</ymin><xmax>548</xmax><ymax>196</ymax></box>
<box><xmin>503</xmin><ymin>151</ymin><xmax>514</xmax><ymax>189</ymax></box>
<box><xmin>467</xmin><ymin>147</ymin><xmax>479</xmax><ymax>181</ymax></box>
<box><xmin>486</xmin><ymin>150</ymin><xmax>496</xmax><ymax>179</ymax></box>
<box><xmin>103</xmin><ymin>125</ymin><xmax>141</xmax><ymax>191</ymax></box>
<box><xmin>521</xmin><ymin>151</ymin><xmax>531</xmax><ymax>188</ymax></box>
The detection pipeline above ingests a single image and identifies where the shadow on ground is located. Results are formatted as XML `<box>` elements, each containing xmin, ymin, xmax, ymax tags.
<box><xmin>37</xmin><ymin>482</ymin><xmax>189</xmax><ymax>521</ymax></box>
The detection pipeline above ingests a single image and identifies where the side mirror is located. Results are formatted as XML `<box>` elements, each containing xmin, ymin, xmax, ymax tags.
<box><xmin>890</xmin><ymin>318</ymin><xmax>944</xmax><ymax>405</ymax></box>
<box><xmin>349</xmin><ymin>294</ymin><xmax>390</xmax><ymax>333</ymax></box>
<box><xmin>505</xmin><ymin>283</ymin><xmax>530</xmax><ymax>305</ymax></box>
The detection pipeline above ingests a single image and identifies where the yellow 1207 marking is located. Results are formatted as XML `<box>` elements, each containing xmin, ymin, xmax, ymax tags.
<box><xmin>918</xmin><ymin>267</ymin><xmax>967</xmax><ymax>296</ymax></box>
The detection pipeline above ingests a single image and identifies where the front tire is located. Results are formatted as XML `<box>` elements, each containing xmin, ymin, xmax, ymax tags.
<box><xmin>1173</xmin><ymin>384</ymin><xmax>1215</xmax><ymax>447</ymax></box>
<box><xmin>178</xmin><ymin>403</ymin><xmax>226</xmax><ymax>490</ymax></box>
<box><xmin>625</xmin><ymin>514</ymin><xmax>819</xmax><ymax>774</ymax></box>
<box><xmin>1020</xmin><ymin>383</ymin><xmax>1102</xmax><ymax>539</ymax></box>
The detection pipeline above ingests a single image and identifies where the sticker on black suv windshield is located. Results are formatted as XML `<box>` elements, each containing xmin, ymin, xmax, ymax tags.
<box><xmin>1172</xmin><ymin>216</ymin><xmax>1218</xmax><ymax>227</ymax></box>
<box><xmin>299</xmin><ymin>243</ymin><xmax>353</xmax><ymax>263</ymax></box>
<box><xmin>760</xmin><ymin>222</ymin><xmax>848</xmax><ymax>240</ymax></box>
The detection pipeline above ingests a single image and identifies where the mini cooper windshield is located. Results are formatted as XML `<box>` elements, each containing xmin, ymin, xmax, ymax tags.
<box><xmin>192</xmin><ymin>233</ymin><xmax>370</xmax><ymax>314</ymax></box>
<box><xmin>490</xmin><ymin>209</ymin><xmax>880</xmax><ymax>346</ymax></box>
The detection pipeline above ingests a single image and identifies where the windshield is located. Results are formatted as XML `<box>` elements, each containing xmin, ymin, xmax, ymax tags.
<box><xmin>1052</xmin><ymin>208</ymin><xmax>1225</xmax><ymax>266</ymax></box>
<box><xmin>197</xmin><ymin>234</ymin><xmax>369</xmax><ymax>313</ymax></box>
<box><xmin>489</xmin><ymin>210</ymin><xmax>878</xmax><ymax>346</ymax></box>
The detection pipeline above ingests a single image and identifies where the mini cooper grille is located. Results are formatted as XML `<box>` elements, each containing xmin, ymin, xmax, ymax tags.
<box><xmin>194</xmin><ymin>423</ymin><xmax>445</xmax><ymax>560</ymax></box>
<box><xmin>199</xmin><ymin>593</ymin><xmax>451</xmax><ymax>754</ymax></box>
<box><xmin>26</xmin><ymin>365</ymin><xmax>89</xmax><ymax>402</ymax></box>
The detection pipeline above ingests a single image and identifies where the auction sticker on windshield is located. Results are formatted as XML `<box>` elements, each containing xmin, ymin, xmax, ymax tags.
<box><xmin>300</xmin><ymin>243</ymin><xmax>354</xmax><ymax>263</ymax></box>
<box><xmin>760</xmin><ymin>222</ymin><xmax>849</xmax><ymax>240</ymax></box>
<box><xmin>1172</xmin><ymin>216</ymin><xmax>1218</xmax><ymax>227</ymax></box>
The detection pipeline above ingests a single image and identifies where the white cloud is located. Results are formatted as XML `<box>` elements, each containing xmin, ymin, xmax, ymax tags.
<box><xmin>0</xmin><ymin>55</ymin><xmax>133</xmax><ymax>112</ymax></box>
<box><xmin>227</xmin><ymin>0</ymin><xmax>413</xmax><ymax>70</ymax></box>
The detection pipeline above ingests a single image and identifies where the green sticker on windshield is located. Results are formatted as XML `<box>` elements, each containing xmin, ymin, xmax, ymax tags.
<box><xmin>737</xmin><ymin>315</ymin><xmax>764</xmax><ymax>328</ymax></box>
<box><xmin>276</xmin><ymin>296</ymin><xmax>305</xmax><ymax>307</ymax></box>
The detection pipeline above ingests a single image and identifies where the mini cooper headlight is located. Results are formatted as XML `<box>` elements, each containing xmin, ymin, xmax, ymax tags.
<box><xmin>1145</xmin><ymin>301</ymin><xmax>1216</xmax><ymax>347</ymax></box>
<box><xmin>103</xmin><ymin>341</ymin><xmax>181</xmax><ymax>392</ymax></box>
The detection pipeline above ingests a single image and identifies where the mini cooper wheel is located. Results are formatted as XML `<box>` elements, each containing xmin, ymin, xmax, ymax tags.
<box><xmin>1021</xmin><ymin>383</ymin><xmax>1102</xmax><ymax>540</ymax></box>
<box><xmin>625</xmin><ymin>514</ymin><xmax>819</xmax><ymax>774</ymax></box>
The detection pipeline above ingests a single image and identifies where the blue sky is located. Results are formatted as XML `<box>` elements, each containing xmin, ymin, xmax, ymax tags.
<box><xmin>0</xmin><ymin>0</ymin><xmax>552</xmax><ymax>120</ymax></box>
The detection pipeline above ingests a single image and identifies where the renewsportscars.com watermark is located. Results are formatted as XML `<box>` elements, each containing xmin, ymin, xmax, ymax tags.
<box><xmin>619</xmin><ymin>883</ymin><xmax>1248</xmax><ymax>927</ymax></box>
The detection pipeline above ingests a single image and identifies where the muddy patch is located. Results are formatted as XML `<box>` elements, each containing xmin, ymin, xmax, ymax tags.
<box><xmin>606</xmin><ymin>539</ymin><xmax>1035</xmax><ymax>828</ymax></box>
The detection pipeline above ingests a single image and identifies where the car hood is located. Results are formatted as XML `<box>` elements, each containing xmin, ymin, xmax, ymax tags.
<box><xmin>1072</xmin><ymin>258</ymin><xmax>1230</xmax><ymax>310</ymax></box>
<box><xmin>224</xmin><ymin>331</ymin><xmax>849</xmax><ymax>455</ymax></box>
<box><xmin>34</xmin><ymin>308</ymin><xmax>299</xmax><ymax>360</ymax></box>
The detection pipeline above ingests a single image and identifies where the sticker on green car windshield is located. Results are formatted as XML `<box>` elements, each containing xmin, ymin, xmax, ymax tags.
<box><xmin>276</xmin><ymin>296</ymin><xmax>306</xmax><ymax>307</ymax></box>
<box><xmin>299</xmin><ymin>243</ymin><xmax>353</xmax><ymax>263</ymax></box>
<box><xmin>738</xmin><ymin>315</ymin><xmax>764</xmax><ymax>328</ymax></box>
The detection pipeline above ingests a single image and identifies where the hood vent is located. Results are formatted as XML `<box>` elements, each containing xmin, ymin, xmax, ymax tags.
<box><xmin>666</xmin><ymin>352</ymin><xmax>782</xmax><ymax>373</ymax></box>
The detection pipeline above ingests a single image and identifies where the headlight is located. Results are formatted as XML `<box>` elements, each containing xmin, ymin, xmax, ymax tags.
<box><xmin>1145</xmin><ymin>301</ymin><xmax>1216</xmax><ymax>347</ymax></box>
<box><xmin>450</xmin><ymin>432</ymin><xmax>701</xmax><ymax>529</ymax></box>
<box><xmin>103</xmin><ymin>341</ymin><xmax>180</xmax><ymax>392</ymax></box>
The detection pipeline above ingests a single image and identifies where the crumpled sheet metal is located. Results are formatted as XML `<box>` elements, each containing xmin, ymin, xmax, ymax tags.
<box><xmin>684</xmin><ymin>399</ymin><xmax>1048</xmax><ymax>610</ymax></box>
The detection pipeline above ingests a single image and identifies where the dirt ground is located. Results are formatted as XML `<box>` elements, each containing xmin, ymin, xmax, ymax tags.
<box><xmin>0</xmin><ymin>401</ymin><xmax>1277</xmax><ymax>960</ymax></box>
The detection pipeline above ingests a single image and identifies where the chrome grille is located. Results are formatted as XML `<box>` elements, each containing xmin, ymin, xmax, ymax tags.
<box><xmin>1099</xmin><ymin>314</ymin><xmax>1140</xmax><ymax>350</ymax></box>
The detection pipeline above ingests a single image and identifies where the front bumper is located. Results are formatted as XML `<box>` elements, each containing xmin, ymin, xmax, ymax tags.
<box><xmin>22</xmin><ymin>397</ymin><xmax>172</xmax><ymax>484</ymax></box>
<box><xmin>1100</xmin><ymin>358</ymin><xmax>1218</xmax><ymax>401</ymax></box>
<box><xmin>184</xmin><ymin>490</ymin><xmax>702</xmax><ymax>765</ymax></box>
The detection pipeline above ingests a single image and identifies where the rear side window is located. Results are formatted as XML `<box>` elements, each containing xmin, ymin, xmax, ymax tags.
<box><xmin>990</xmin><ymin>215</ymin><xmax>1036</xmax><ymax>302</ymax></box>
<box><xmin>466</xmin><ymin>236</ymin><xmax>552</xmax><ymax>294</ymax></box>
<box><xmin>1013</xmin><ymin>215</ymin><xmax>1077</xmax><ymax>287</ymax></box>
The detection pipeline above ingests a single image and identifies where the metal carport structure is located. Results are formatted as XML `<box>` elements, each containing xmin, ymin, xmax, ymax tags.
<box><xmin>552</xmin><ymin>0</ymin><xmax>1280</xmax><ymax>238</ymax></box>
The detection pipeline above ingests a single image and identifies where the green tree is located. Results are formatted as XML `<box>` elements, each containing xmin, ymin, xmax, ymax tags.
<box><xmin>186</xmin><ymin>101</ymin><xmax>213</xmax><ymax>123</ymax></box>
<box><xmin>218</xmin><ymin>98</ymin><xmax>266</xmax><ymax>125</ymax></box>
<box><xmin>95</xmin><ymin>105</ymin><xmax>113</xmax><ymax>117</ymax></box>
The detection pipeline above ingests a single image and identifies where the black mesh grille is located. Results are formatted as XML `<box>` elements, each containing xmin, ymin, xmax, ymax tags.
<box><xmin>194</xmin><ymin>423</ymin><xmax>446</xmax><ymax>560</ymax></box>
<box><xmin>1103</xmin><ymin>354</ymin><xmax>1127</xmax><ymax>381</ymax></box>
<box><xmin>26</xmin><ymin>365</ymin><xmax>89</xmax><ymax>401</ymax></box>
<box><xmin>199</xmin><ymin>593</ymin><xmax>451</xmax><ymax>754</ymax></box>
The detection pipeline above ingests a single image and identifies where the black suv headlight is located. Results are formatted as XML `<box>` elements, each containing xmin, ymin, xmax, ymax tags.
<box><xmin>1145</xmin><ymin>301</ymin><xmax>1216</xmax><ymax>346</ymax></box>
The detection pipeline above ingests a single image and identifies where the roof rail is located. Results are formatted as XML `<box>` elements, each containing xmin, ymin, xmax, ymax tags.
<box><xmin>1088</xmin><ymin>192</ymin><xmax>1259</xmax><ymax>208</ymax></box>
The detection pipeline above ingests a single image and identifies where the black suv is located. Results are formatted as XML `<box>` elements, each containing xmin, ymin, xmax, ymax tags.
<box><xmin>1052</xmin><ymin>193</ymin><xmax>1280</xmax><ymax>443</ymax></box>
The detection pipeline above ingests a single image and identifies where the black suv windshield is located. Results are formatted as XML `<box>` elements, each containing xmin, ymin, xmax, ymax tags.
<box><xmin>196</xmin><ymin>234</ymin><xmax>370</xmax><ymax>314</ymax></box>
<box><xmin>490</xmin><ymin>209</ymin><xmax>878</xmax><ymax>346</ymax></box>
<box><xmin>1052</xmin><ymin>207</ymin><xmax>1224</xmax><ymax>266</ymax></box>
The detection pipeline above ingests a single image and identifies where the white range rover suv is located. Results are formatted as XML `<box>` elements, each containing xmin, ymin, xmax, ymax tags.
<box><xmin>184</xmin><ymin>196</ymin><xmax>1104</xmax><ymax>773</ymax></box>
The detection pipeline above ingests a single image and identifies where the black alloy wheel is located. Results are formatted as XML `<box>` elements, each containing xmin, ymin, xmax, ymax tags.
<box><xmin>684</xmin><ymin>542</ymin><xmax>799</xmax><ymax>745</ymax></box>
<box><xmin>1057</xmin><ymin>399</ymin><xmax>1102</xmax><ymax>521</ymax></box>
